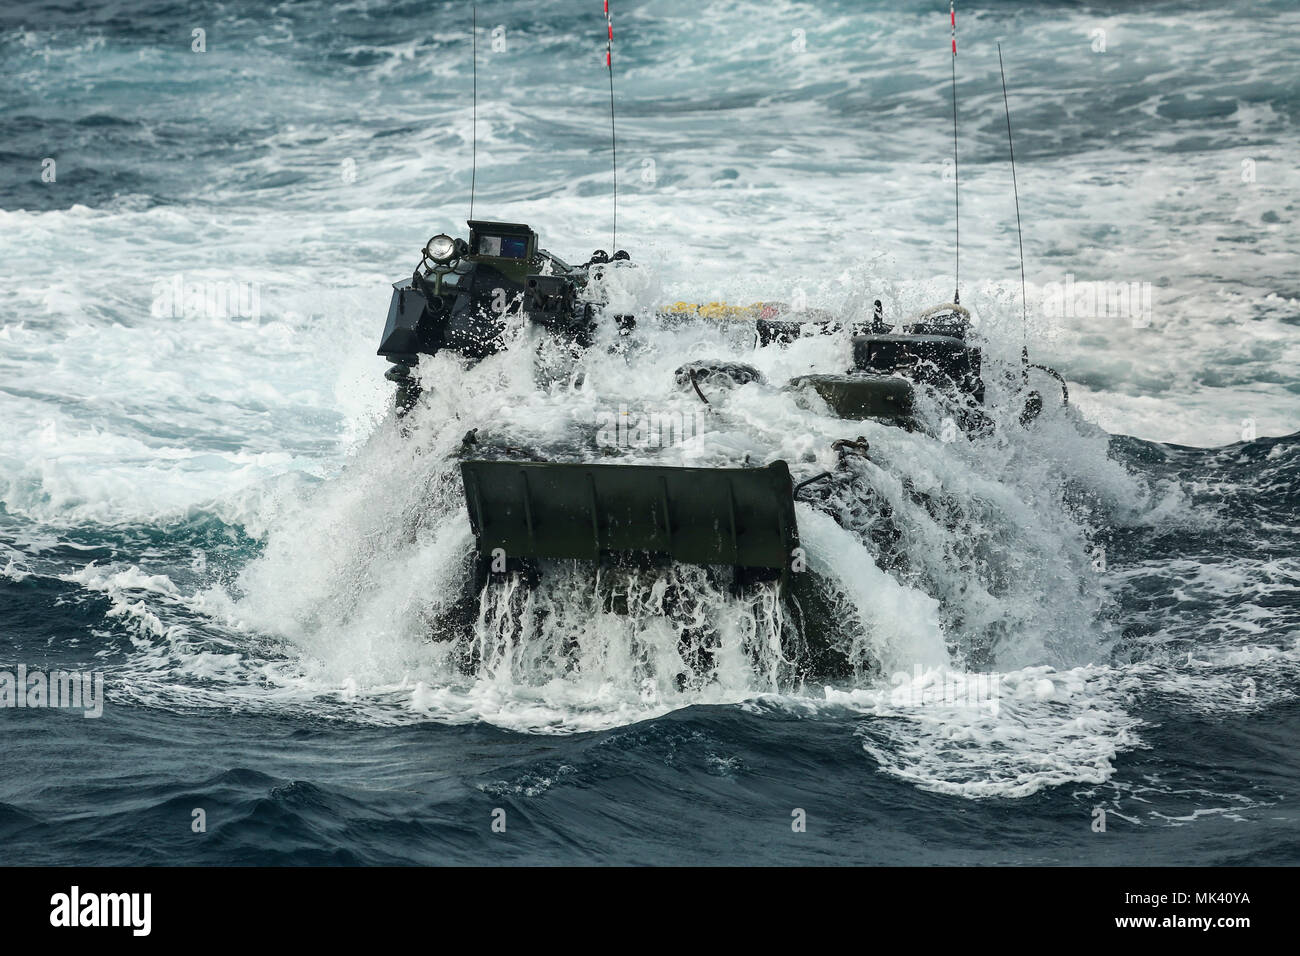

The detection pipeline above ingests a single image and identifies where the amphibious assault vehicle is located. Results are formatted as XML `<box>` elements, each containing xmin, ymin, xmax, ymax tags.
<box><xmin>376</xmin><ymin>220</ymin><xmax>1066</xmax><ymax>613</ymax></box>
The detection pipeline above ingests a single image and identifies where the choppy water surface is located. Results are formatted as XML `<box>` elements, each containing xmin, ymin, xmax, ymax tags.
<box><xmin>1</xmin><ymin>0</ymin><xmax>1297</xmax><ymax>864</ymax></box>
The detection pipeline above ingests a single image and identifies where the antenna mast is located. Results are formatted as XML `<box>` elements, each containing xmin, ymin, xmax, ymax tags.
<box><xmin>949</xmin><ymin>0</ymin><xmax>960</xmax><ymax>304</ymax></box>
<box><xmin>997</xmin><ymin>44</ymin><xmax>1029</xmax><ymax>359</ymax></box>
<box><xmin>469</xmin><ymin>2</ymin><xmax>478</xmax><ymax>220</ymax></box>
<box><xmin>605</xmin><ymin>1</ymin><xmax>618</xmax><ymax>252</ymax></box>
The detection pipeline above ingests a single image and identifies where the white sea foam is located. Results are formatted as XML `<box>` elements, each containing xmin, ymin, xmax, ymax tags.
<box><xmin>2</xmin><ymin>0</ymin><xmax>1297</xmax><ymax>798</ymax></box>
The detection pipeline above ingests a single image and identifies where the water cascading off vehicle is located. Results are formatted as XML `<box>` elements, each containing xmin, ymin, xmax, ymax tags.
<box><xmin>374</xmin><ymin>219</ymin><xmax>1067</xmax><ymax>678</ymax></box>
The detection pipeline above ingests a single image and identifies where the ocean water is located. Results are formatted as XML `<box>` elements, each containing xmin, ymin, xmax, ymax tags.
<box><xmin>1</xmin><ymin>0</ymin><xmax>1298</xmax><ymax>866</ymax></box>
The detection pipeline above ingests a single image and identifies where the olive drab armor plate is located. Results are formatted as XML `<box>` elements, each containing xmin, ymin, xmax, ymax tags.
<box><xmin>460</xmin><ymin>459</ymin><xmax>799</xmax><ymax>572</ymax></box>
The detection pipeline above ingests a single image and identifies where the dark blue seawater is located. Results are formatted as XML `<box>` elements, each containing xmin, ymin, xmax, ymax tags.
<box><xmin>2</xmin><ymin>0</ymin><xmax>1299</xmax><ymax>865</ymax></box>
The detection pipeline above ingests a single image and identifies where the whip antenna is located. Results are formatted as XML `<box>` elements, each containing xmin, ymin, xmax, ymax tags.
<box><xmin>949</xmin><ymin>0</ymin><xmax>960</xmax><ymax>304</ymax></box>
<box><xmin>605</xmin><ymin>1</ymin><xmax>618</xmax><ymax>251</ymax></box>
<box><xmin>469</xmin><ymin>2</ymin><xmax>478</xmax><ymax>220</ymax></box>
<box><xmin>997</xmin><ymin>43</ymin><xmax>1029</xmax><ymax>357</ymax></box>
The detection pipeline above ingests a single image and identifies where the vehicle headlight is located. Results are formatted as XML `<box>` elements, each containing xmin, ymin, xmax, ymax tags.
<box><xmin>424</xmin><ymin>234</ymin><xmax>458</xmax><ymax>264</ymax></box>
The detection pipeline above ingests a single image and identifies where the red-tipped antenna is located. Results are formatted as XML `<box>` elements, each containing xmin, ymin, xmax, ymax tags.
<box><xmin>604</xmin><ymin>1</ymin><xmax>618</xmax><ymax>252</ymax></box>
<box><xmin>949</xmin><ymin>0</ymin><xmax>960</xmax><ymax>304</ymax></box>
